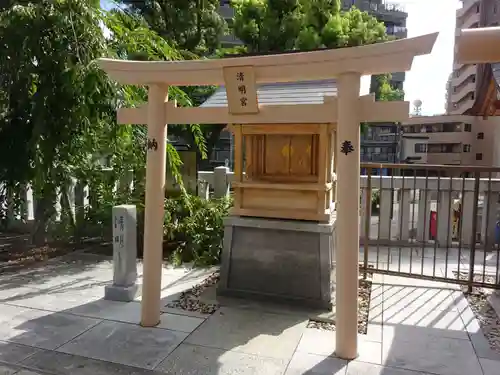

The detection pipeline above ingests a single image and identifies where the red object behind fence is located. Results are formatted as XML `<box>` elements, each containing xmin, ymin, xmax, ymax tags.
<box><xmin>429</xmin><ymin>211</ymin><xmax>437</xmax><ymax>240</ymax></box>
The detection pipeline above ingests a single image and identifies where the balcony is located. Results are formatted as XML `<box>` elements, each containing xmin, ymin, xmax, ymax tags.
<box><xmin>426</xmin><ymin>132</ymin><xmax>472</xmax><ymax>145</ymax></box>
<box><xmin>361</xmin><ymin>153</ymin><xmax>398</xmax><ymax>163</ymax></box>
<box><xmin>386</xmin><ymin>25</ymin><xmax>408</xmax><ymax>38</ymax></box>
<box><xmin>460</xmin><ymin>11</ymin><xmax>480</xmax><ymax>29</ymax></box>
<box><xmin>450</xmin><ymin>96</ymin><xmax>475</xmax><ymax>115</ymax></box>
<box><xmin>456</xmin><ymin>0</ymin><xmax>480</xmax><ymax>20</ymax></box>
<box><xmin>452</xmin><ymin>64</ymin><xmax>477</xmax><ymax>86</ymax></box>
<box><xmin>451</xmin><ymin>81</ymin><xmax>476</xmax><ymax>103</ymax></box>
<box><xmin>426</xmin><ymin>152</ymin><xmax>463</xmax><ymax>165</ymax></box>
<box><xmin>367</xmin><ymin>1</ymin><xmax>407</xmax><ymax>15</ymax></box>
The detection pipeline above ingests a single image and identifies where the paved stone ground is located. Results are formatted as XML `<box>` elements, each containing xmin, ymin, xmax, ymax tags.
<box><xmin>0</xmin><ymin>250</ymin><xmax>500</xmax><ymax>375</ymax></box>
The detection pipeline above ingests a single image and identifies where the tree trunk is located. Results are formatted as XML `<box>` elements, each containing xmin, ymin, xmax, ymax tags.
<box><xmin>31</xmin><ymin>188</ymin><xmax>56</xmax><ymax>246</ymax></box>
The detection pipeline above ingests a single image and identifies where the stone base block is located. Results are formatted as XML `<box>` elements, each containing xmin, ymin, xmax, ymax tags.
<box><xmin>104</xmin><ymin>283</ymin><xmax>140</xmax><ymax>302</ymax></box>
<box><xmin>217</xmin><ymin>216</ymin><xmax>336</xmax><ymax>310</ymax></box>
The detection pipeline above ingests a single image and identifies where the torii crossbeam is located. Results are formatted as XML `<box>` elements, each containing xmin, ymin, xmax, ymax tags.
<box><xmin>98</xmin><ymin>31</ymin><xmax>438</xmax><ymax>360</ymax></box>
<box><xmin>456</xmin><ymin>27</ymin><xmax>500</xmax><ymax>64</ymax></box>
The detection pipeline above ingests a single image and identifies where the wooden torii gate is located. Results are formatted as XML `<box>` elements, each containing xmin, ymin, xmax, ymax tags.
<box><xmin>98</xmin><ymin>32</ymin><xmax>437</xmax><ymax>360</ymax></box>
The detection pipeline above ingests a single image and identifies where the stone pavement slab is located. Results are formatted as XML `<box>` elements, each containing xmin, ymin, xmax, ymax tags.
<box><xmin>56</xmin><ymin>320</ymin><xmax>188</xmax><ymax>369</ymax></box>
<box><xmin>346</xmin><ymin>361</ymin><xmax>433</xmax><ymax>375</ymax></box>
<box><xmin>157</xmin><ymin>312</ymin><xmax>204</xmax><ymax>333</ymax></box>
<box><xmin>382</xmin><ymin>330</ymin><xmax>483</xmax><ymax>375</ymax></box>
<box><xmin>296</xmin><ymin>328</ymin><xmax>382</xmax><ymax>365</ymax></box>
<box><xmin>0</xmin><ymin>341</ymin><xmax>40</xmax><ymax>364</ymax></box>
<box><xmin>0</xmin><ymin>286</ymin><xmax>42</xmax><ymax>305</ymax></box>
<box><xmin>2</xmin><ymin>281</ymin><xmax>106</xmax><ymax>313</ymax></box>
<box><xmin>156</xmin><ymin>343</ymin><xmax>288</xmax><ymax>375</ymax></box>
<box><xmin>479</xmin><ymin>357</ymin><xmax>500</xmax><ymax>375</ymax></box>
<box><xmin>0</xmin><ymin>364</ymin><xmax>19</xmax><ymax>375</ymax></box>
<box><xmin>283</xmin><ymin>352</ymin><xmax>347</xmax><ymax>375</ymax></box>
<box><xmin>65</xmin><ymin>300</ymin><xmax>205</xmax><ymax>333</ymax></box>
<box><xmin>135</xmin><ymin>267</ymin><xmax>218</xmax><ymax>304</ymax></box>
<box><xmin>0</xmin><ymin>304</ymin><xmax>100</xmax><ymax>350</ymax></box>
<box><xmin>185</xmin><ymin>307</ymin><xmax>307</xmax><ymax>360</ymax></box>
<box><xmin>20</xmin><ymin>350</ymin><xmax>163</xmax><ymax>375</ymax></box>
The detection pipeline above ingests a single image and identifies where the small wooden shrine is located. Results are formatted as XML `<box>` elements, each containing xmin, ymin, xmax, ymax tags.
<box><xmin>205</xmin><ymin>74</ymin><xmax>339</xmax><ymax>222</ymax></box>
<box><xmin>230</xmin><ymin>122</ymin><xmax>336</xmax><ymax>222</ymax></box>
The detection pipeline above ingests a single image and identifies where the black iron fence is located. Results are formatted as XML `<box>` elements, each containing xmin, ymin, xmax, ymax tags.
<box><xmin>360</xmin><ymin>163</ymin><xmax>500</xmax><ymax>292</ymax></box>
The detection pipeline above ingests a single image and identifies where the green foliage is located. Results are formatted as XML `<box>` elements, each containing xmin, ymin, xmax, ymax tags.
<box><xmin>117</xmin><ymin>0</ymin><xmax>226</xmax><ymax>55</ymax></box>
<box><xmin>370</xmin><ymin>73</ymin><xmax>404</xmax><ymax>102</ymax></box>
<box><xmin>165</xmin><ymin>195</ymin><xmax>232</xmax><ymax>266</ymax></box>
<box><xmin>0</xmin><ymin>0</ymin><xmax>116</xmax><ymax>242</ymax></box>
<box><xmin>371</xmin><ymin>189</ymin><xmax>380</xmax><ymax>213</ymax></box>
<box><xmin>231</xmin><ymin>0</ymin><xmax>388</xmax><ymax>52</ymax></box>
<box><xmin>52</xmin><ymin>191</ymin><xmax>232</xmax><ymax>267</ymax></box>
<box><xmin>0</xmin><ymin>1</ymin><xmax>207</xmax><ymax>244</ymax></box>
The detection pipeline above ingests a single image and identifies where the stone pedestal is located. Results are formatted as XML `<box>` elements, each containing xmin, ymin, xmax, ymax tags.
<box><xmin>105</xmin><ymin>204</ymin><xmax>140</xmax><ymax>302</ymax></box>
<box><xmin>217</xmin><ymin>216</ymin><xmax>336</xmax><ymax>310</ymax></box>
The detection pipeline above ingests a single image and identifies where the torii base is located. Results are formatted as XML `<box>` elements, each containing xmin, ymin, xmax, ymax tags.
<box><xmin>217</xmin><ymin>215</ymin><xmax>336</xmax><ymax>310</ymax></box>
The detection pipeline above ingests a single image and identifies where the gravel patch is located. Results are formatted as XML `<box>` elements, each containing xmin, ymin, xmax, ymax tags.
<box><xmin>454</xmin><ymin>271</ymin><xmax>500</xmax><ymax>353</ymax></box>
<box><xmin>165</xmin><ymin>271</ymin><xmax>220</xmax><ymax>315</ymax></box>
<box><xmin>308</xmin><ymin>265</ymin><xmax>373</xmax><ymax>335</ymax></box>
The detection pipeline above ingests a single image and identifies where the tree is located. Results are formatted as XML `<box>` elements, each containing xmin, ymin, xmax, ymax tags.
<box><xmin>371</xmin><ymin>73</ymin><xmax>404</xmax><ymax>102</ymax></box>
<box><xmin>0</xmin><ymin>1</ymin><xmax>204</xmax><ymax>243</ymax></box>
<box><xmin>0</xmin><ymin>0</ymin><xmax>116</xmax><ymax>243</ymax></box>
<box><xmin>231</xmin><ymin>0</ymin><xmax>387</xmax><ymax>52</ymax></box>
<box><xmin>116</xmin><ymin>0</ymin><xmax>226</xmax><ymax>56</ymax></box>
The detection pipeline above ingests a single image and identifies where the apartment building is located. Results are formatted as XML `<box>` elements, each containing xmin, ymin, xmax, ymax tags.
<box><xmin>400</xmin><ymin>115</ymin><xmax>500</xmax><ymax>168</ymax></box>
<box><xmin>449</xmin><ymin>0</ymin><xmax>500</xmax><ymax>115</ymax></box>
<box><xmin>360</xmin><ymin>123</ymin><xmax>401</xmax><ymax>176</ymax></box>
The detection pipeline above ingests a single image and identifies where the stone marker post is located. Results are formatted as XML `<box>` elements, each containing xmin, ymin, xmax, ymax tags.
<box><xmin>105</xmin><ymin>204</ymin><xmax>140</xmax><ymax>302</ymax></box>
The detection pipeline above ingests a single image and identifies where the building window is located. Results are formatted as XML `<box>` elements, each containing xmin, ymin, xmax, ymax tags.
<box><xmin>477</xmin><ymin>132</ymin><xmax>484</xmax><ymax>139</ymax></box>
<box><xmin>463</xmin><ymin>144</ymin><xmax>471</xmax><ymax>152</ymax></box>
<box><xmin>472</xmin><ymin>76</ymin><xmax>476</xmax><ymax>83</ymax></box>
<box><xmin>464</xmin><ymin>123</ymin><xmax>472</xmax><ymax>132</ymax></box>
<box><xmin>476</xmin><ymin>153</ymin><xmax>483</xmax><ymax>161</ymax></box>
<box><xmin>471</xmin><ymin>93</ymin><xmax>475</xmax><ymax>100</ymax></box>
<box><xmin>476</xmin><ymin>4</ymin><xmax>480</xmax><ymax>12</ymax></box>
<box><xmin>494</xmin><ymin>4</ymin><xmax>497</xmax><ymax>14</ymax></box>
<box><xmin>414</xmin><ymin>143</ymin><xmax>427</xmax><ymax>153</ymax></box>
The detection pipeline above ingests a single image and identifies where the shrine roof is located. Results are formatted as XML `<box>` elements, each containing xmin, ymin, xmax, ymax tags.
<box><xmin>200</xmin><ymin>79</ymin><xmax>337</xmax><ymax>108</ymax></box>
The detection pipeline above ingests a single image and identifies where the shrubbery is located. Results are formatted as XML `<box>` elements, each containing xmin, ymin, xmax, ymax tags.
<box><xmin>50</xmin><ymin>190</ymin><xmax>232</xmax><ymax>267</ymax></box>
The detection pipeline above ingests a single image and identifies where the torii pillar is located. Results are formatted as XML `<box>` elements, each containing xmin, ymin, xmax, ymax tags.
<box><xmin>335</xmin><ymin>72</ymin><xmax>362</xmax><ymax>358</ymax></box>
<box><xmin>141</xmin><ymin>84</ymin><xmax>168</xmax><ymax>327</ymax></box>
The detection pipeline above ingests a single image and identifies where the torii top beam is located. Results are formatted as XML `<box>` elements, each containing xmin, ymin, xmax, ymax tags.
<box><xmin>456</xmin><ymin>27</ymin><xmax>500</xmax><ymax>64</ymax></box>
<box><xmin>98</xmin><ymin>33</ymin><xmax>438</xmax><ymax>87</ymax></box>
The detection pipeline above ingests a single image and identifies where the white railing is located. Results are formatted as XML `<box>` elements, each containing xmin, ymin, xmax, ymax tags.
<box><xmin>198</xmin><ymin>168</ymin><xmax>500</xmax><ymax>248</ymax></box>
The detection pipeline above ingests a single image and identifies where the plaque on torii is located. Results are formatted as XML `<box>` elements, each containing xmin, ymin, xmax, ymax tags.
<box><xmin>98</xmin><ymin>32</ymin><xmax>438</xmax><ymax>359</ymax></box>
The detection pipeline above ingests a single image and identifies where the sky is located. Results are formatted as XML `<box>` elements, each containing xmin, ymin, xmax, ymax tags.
<box><xmin>400</xmin><ymin>0</ymin><xmax>461</xmax><ymax>115</ymax></box>
<box><xmin>101</xmin><ymin>0</ymin><xmax>461</xmax><ymax>116</ymax></box>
